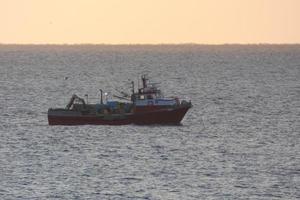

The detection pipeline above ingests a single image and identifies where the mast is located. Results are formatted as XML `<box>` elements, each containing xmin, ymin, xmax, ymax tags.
<box><xmin>131</xmin><ymin>81</ymin><xmax>135</xmax><ymax>94</ymax></box>
<box><xmin>99</xmin><ymin>89</ymin><xmax>103</xmax><ymax>104</ymax></box>
<box><xmin>142</xmin><ymin>75</ymin><xmax>147</xmax><ymax>88</ymax></box>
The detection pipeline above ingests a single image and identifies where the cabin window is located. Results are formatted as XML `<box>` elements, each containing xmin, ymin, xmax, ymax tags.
<box><xmin>147</xmin><ymin>94</ymin><xmax>153</xmax><ymax>99</ymax></box>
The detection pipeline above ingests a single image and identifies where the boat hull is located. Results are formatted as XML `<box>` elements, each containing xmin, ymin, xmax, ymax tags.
<box><xmin>48</xmin><ymin>105</ymin><xmax>191</xmax><ymax>125</ymax></box>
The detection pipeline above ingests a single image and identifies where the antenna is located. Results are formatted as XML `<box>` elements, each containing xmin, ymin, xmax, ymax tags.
<box><xmin>84</xmin><ymin>94</ymin><xmax>88</xmax><ymax>104</ymax></box>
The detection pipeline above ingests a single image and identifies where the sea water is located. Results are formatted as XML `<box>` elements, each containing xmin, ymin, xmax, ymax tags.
<box><xmin>0</xmin><ymin>45</ymin><xmax>299</xmax><ymax>199</ymax></box>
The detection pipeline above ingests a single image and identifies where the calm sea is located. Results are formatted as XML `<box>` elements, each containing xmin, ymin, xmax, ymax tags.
<box><xmin>0</xmin><ymin>45</ymin><xmax>299</xmax><ymax>199</ymax></box>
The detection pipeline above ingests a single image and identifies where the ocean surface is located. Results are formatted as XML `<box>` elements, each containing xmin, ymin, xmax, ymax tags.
<box><xmin>0</xmin><ymin>44</ymin><xmax>299</xmax><ymax>199</ymax></box>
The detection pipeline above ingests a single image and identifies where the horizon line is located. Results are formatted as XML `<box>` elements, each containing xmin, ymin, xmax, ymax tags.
<box><xmin>0</xmin><ymin>42</ymin><xmax>300</xmax><ymax>46</ymax></box>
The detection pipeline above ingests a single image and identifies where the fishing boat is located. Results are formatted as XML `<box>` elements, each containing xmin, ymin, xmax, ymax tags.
<box><xmin>48</xmin><ymin>75</ymin><xmax>192</xmax><ymax>125</ymax></box>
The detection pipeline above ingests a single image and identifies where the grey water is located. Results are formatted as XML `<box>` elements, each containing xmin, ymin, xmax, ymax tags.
<box><xmin>0</xmin><ymin>44</ymin><xmax>299</xmax><ymax>199</ymax></box>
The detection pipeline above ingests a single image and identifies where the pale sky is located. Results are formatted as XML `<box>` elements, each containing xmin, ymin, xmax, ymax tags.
<box><xmin>0</xmin><ymin>0</ymin><xmax>300</xmax><ymax>44</ymax></box>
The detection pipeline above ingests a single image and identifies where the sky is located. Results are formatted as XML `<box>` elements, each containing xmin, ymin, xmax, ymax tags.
<box><xmin>0</xmin><ymin>0</ymin><xmax>300</xmax><ymax>44</ymax></box>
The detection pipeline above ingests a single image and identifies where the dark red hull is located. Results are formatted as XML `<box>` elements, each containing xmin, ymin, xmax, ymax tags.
<box><xmin>48</xmin><ymin>106</ymin><xmax>191</xmax><ymax>125</ymax></box>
